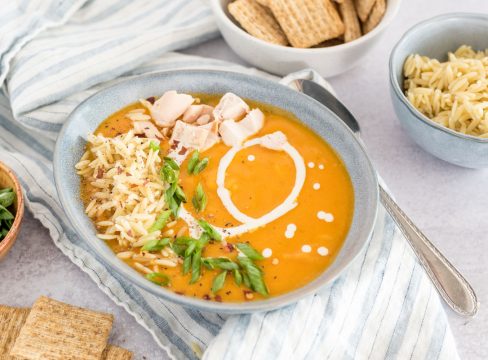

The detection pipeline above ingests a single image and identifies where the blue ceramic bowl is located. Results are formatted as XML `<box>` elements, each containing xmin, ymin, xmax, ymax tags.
<box><xmin>54</xmin><ymin>70</ymin><xmax>378</xmax><ymax>313</ymax></box>
<box><xmin>389</xmin><ymin>13</ymin><xmax>488</xmax><ymax>168</ymax></box>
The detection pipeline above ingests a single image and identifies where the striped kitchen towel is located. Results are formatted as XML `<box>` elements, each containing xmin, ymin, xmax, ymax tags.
<box><xmin>0</xmin><ymin>1</ymin><xmax>459</xmax><ymax>359</ymax></box>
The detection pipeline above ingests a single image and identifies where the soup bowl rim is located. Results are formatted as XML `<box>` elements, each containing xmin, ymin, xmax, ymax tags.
<box><xmin>54</xmin><ymin>69</ymin><xmax>379</xmax><ymax>313</ymax></box>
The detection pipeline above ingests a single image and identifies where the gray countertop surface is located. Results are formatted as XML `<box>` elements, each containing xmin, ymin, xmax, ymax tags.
<box><xmin>1</xmin><ymin>0</ymin><xmax>487</xmax><ymax>359</ymax></box>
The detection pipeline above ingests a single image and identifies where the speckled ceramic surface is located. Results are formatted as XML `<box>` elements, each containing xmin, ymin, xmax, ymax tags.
<box><xmin>54</xmin><ymin>70</ymin><xmax>378</xmax><ymax>313</ymax></box>
<box><xmin>389</xmin><ymin>13</ymin><xmax>488</xmax><ymax>169</ymax></box>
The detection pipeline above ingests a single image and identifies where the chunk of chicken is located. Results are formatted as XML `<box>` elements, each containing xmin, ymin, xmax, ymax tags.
<box><xmin>213</xmin><ymin>93</ymin><xmax>250</xmax><ymax>121</ymax></box>
<box><xmin>219</xmin><ymin>109</ymin><xmax>264</xmax><ymax>147</ymax></box>
<box><xmin>143</xmin><ymin>91</ymin><xmax>194</xmax><ymax>128</ymax></box>
<box><xmin>182</xmin><ymin>105</ymin><xmax>214</xmax><ymax>124</ymax></box>
<box><xmin>261</xmin><ymin>131</ymin><xmax>287</xmax><ymax>150</ymax></box>
<box><xmin>132</xmin><ymin>121</ymin><xmax>164</xmax><ymax>140</ymax></box>
<box><xmin>170</xmin><ymin>120</ymin><xmax>220</xmax><ymax>152</ymax></box>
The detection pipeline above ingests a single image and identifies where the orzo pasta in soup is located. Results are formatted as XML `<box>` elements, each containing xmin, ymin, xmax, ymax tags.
<box><xmin>76</xmin><ymin>91</ymin><xmax>354</xmax><ymax>302</ymax></box>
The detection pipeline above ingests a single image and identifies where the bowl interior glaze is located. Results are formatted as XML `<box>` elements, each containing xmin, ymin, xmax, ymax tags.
<box><xmin>54</xmin><ymin>70</ymin><xmax>378</xmax><ymax>313</ymax></box>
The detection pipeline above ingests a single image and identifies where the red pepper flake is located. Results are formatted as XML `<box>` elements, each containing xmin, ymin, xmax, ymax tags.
<box><xmin>146</xmin><ymin>96</ymin><xmax>156</xmax><ymax>104</ymax></box>
<box><xmin>225</xmin><ymin>291</ymin><xmax>231</xmax><ymax>295</ymax></box>
<box><xmin>175</xmin><ymin>291</ymin><xmax>184</xmax><ymax>296</ymax></box>
<box><xmin>170</xmin><ymin>140</ymin><xmax>180</xmax><ymax>150</ymax></box>
<box><xmin>224</xmin><ymin>243</ymin><xmax>234</xmax><ymax>253</ymax></box>
<box><xmin>117</xmin><ymin>167</ymin><xmax>123</xmax><ymax>174</ymax></box>
<box><xmin>215</xmin><ymin>295</ymin><xmax>222</xmax><ymax>302</ymax></box>
<box><xmin>203</xmin><ymin>294</ymin><xmax>211</xmax><ymax>301</ymax></box>
<box><xmin>96</xmin><ymin>168</ymin><xmax>104</xmax><ymax>179</ymax></box>
<box><xmin>178</xmin><ymin>146</ymin><xmax>188</xmax><ymax>155</ymax></box>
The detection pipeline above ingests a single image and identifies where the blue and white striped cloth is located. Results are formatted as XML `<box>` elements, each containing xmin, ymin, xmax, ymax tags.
<box><xmin>0</xmin><ymin>1</ymin><xmax>459</xmax><ymax>359</ymax></box>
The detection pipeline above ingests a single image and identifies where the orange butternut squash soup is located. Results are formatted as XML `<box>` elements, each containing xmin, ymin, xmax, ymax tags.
<box><xmin>76</xmin><ymin>92</ymin><xmax>354</xmax><ymax>302</ymax></box>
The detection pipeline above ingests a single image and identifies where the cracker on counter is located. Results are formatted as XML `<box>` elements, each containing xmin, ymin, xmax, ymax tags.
<box><xmin>355</xmin><ymin>0</ymin><xmax>377</xmax><ymax>22</ymax></box>
<box><xmin>10</xmin><ymin>296</ymin><xmax>113</xmax><ymax>360</ymax></box>
<box><xmin>228</xmin><ymin>0</ymin><xmax>289</xmax><ymax>46</ymax></box>
<box><xmin>362</xmin><ymin>0</ymin><xmax>386</xmax><ymax>33</ymax></box>
<box><xmin>339</xmin><ymin>0</ymin><xmax>362</xmax><ymax>42</ymax></box>
<box><xmin>269</xmin><ymin>0</ymin><xmax>345</xmax><ymax>48</ymax></box>
<box><xmin>0</xmin><ymin>305</ymin><xmax>30</xmax><ymax>358</ymax></box>
<box><xmin>103</xmin><ymin>345</ymin><xmax>133</xmax><ymax>360</ymax></box>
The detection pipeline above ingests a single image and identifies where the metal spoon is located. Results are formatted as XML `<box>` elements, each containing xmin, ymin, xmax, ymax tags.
<box><xmin>282</xmin><ymin>70</ymin><xmax>478</xmax><ymax>317</ymax></box>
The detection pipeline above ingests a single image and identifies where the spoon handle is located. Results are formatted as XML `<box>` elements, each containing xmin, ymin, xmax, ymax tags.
<box><xmin>280</xmin><ymin>69</ymin><xmax>478</xmax><ymax>317</ymax></box>
<box><xmin>379</xmin><ymin>186</ymin><xmax>478</xmax><ymax>316</ymax></box>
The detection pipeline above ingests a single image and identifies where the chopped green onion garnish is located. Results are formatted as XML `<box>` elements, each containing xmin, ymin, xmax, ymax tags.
<box><xmin>145</xmin><ymin>272</ymin><xmax>170</xmax><ymax>286</ymax></box>
<box><xmin>238</xmin><ymin>255</ymin><xmax>268</xmax><ymax>296</ymax></box>
<box><xmin>233</xmin><ymin>269</ymin><xmax>243</xmax><ymax>286</ymax></box>
<box><xmin>148</xmin><ymin>210</ymin><xmax>172</xmax><ymax>232</ymax></box>
<box><xmin>190</xmin><ymin>248</ymin><xmax>202</xmax><ymax>284</ymax></box>
<box><xmin>212</xmin><ymin>271</ymin><xmax>227</xmax><ymax>293</ymax></box>
<box><xmin>198</xmin><ymin>219</ymin><xmax>222</xmax><ymax>241</ymax></box>
<box><xmin>203</xmin><ymin>257</ymin><xmax>239</xmax><ymax>271</ymax></box>
<box><xmin>236</xmin><ymin>243</ymin><xmax>264</xmax><ymax>261</ymax></box>
<box><xmin>187</xmin><ymin>150</ymin><xmax>200</xmax><ymax>174</ymax></box>
<box><xmin>192</xmin><ymin>183</ymin><xmax>207</xmax><ymax>213</ymax></box>
<box><xmin>164</xmin><ymin>157</ymin><xmax>180</xmax><ymax>170</ymax></box>
<box><xmin>192</xmin><ymin>158</ymin><xmax>209</xmax><ymax>175</ymax></box>
<box><xmin>141</xmin><ymin>238</ymin><xmax>170</xmax><ymax>252</ymax></box>
<box><xmin>149</xmin><ymin>141</ymin><xmax>160</xmax><ymax>152</ymax></box>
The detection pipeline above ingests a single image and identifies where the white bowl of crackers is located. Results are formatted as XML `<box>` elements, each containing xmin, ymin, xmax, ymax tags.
<box><xmin>210</xmin><ymin>0</ymin><xmax>401</xmax><ymax>77</ymax></box>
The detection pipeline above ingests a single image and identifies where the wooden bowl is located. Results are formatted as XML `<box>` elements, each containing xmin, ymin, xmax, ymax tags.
<box><xmin>0</xmin><ymin>161</ymin><xmax>24</xmax><ymax>260</ymax></box>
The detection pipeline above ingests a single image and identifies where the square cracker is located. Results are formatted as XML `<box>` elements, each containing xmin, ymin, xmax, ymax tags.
<box><xmin>102</xmin><ymin>345</ymin><xmax>133</xmax><ymax>360</ymax></box>
<box><xmin>339</xmin><ymin>0</ymin><xmax>362</xmax><ymax>42</ymax></box>
<box><xmin>269</xmin><ymin>0</ymin><xmax>345</xmax><ymax>48</ymax></box>
<box><xmin>10</xmin><ymin>297</ymin><xmax>113</xmax><ymax>360</ymax></box>
<box><xmin>362</xmin><ymin>0</ymin><xmax>385</xmax><ymax>33</ymax></box>
<box><xmin>228</xmin><ymin>0</ymin><xmax>288</xmax><ymax>45</ymax></box>
<box><xmin>0</xmin><ymin>305</ymin><xmax>30</xmax><ymax>359</ymax></box>
<box><xmin>355</xmin><ymin>0</ymin><xmax>377</xmax><ymax>22</ymax></box>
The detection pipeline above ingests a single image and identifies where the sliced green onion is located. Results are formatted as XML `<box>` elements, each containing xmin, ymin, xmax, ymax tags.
<box><xmin>238</xmin><ymin>255</ymin><xmax>268</xmax><ymax>296</ymax></box>
<box><xmin>236</xmin><ymin>243</ymin><xmax>264</xmax><ymax>261</ymax></box>
<box><xmin>192</xmin><ymin>158</ymin><xmax>209</xmax><ymax>175</ymax></box>
<box><xmin>141</xmin><ymin>238</ymin><xmax>170</xmax><ymax>252</ymax></box>
<box><xmin>174</xmin><ymin>185</ymin><xmax>187</xmax><ymax>203</ymax></box>
<box><xmin>233</xmin><ymin>269</ymin><xmax>243</xmax><ymax>286</ymax></box>
<box><xmin>192</xmin><ymin>183</ymin><xmax>207</xmax><ymax>213</ymax></box>
<box><xmin>148</xmin><ymin>210</ymin><xmax>172</xmax><ymax>232</ymax></box>
<box><xmin>190</xmin><ymin>248</ymin><xmax>202</xmax><ymax>284</ymax></box>
<box><xmin>149</xmin><ymin>141</ymin><xmax>160</xmax><ymax>152</ymax></box>
<box><xmin>145</xmin><ymin>272</ymin><xmax>170</xmax><ymax>286</ymax></box>
<box><xmin>164</xmin><ymin>157</ymin><xmax>180</xmax><ymax>170</ymax></box>
<box><xmin>212</xmin><ymin>271</ymin><xmax>227</xmax><ymax>293</ymax></box>
<box><xmin>198</xmin><ymin>219</ymin><xmax>222</xmax><ymax>241</ymax></box>
<box><xmin>183</xmin><ymin>254</ymin><xmax>192</xmax><ymax>275</ymax></box>
<box><xmin>203</xmin><ymin>257</ymin><xmax>239</xmax><ymax>271</ymax></box>
<box><xmin>187</xmin><ymin>150</ymin><xmax>200</xmax><ymax>174</ymax></box>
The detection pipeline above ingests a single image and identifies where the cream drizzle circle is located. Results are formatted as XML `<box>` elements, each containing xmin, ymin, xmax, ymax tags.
<box><xmin>318</xmin><ymin>164</ymin><xmax>325</xmax><ymax>170</ymax></box>
<box><xmin>307</xmin><ymin>162</ymin><xmax>315</xmax><ymax>168</ymax></box>
<box><xmin>313</xmin><ymin>183</ymin><xmax>320</xmax><ymax>190</ymax></box>
<box><xmin>172</xmin><ymin>131</ymin><xmax>307</xmax><ymax>240</ymax></box>
<box><xmin>301</xmin><ymin>244</ymin><xmax>312</xmax><ymax>253</ymax></box>
<box><xmin>247</xmin><ymin>154</ymin><xmax>255</xmax><ymax>161</ymax></box>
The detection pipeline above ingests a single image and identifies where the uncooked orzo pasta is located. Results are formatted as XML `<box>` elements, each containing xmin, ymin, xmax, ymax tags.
<box><xmin>75</xmin><ymin>130</ymin><xmax>178</xmax><ymax>266</ymax></box>
<box><xmin>403</xmin><ymin>45</ymin><xmax>488</xmax><ymax>138</ymax></box>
